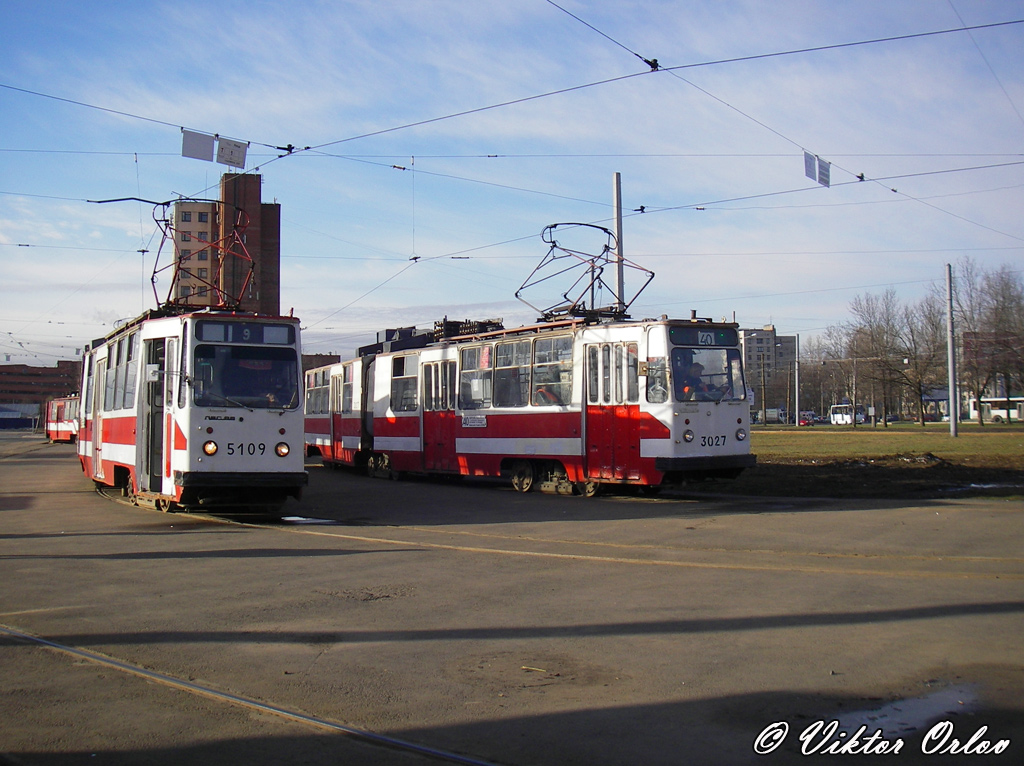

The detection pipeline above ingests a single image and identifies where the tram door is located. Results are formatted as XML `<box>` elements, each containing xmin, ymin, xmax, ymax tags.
<box><xmin>91</xmin><ymin>359</ymin><xmax>107</xmax><ymax>480</ymax></box>
<box><xmin>422</xmin><ymin>361</ymin><xmax>458</xmax><ymax>471</ymax></box>
<box><xmin>584</xmin><ymin>343</ymin><xmax>641</xmax><ymax>481</ymax></box>
<box><xmin>142</xmin><ymin>339</ymin><xmax>166</xmax><ymax>492</ymax></box>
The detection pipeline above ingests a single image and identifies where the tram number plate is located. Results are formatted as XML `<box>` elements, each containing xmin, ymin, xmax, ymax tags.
<box><xmin>700</xmin><ymin>435</ymin><xmax>727</xmax><ymax>447</ymax></box>
<box><xmin>227</xmin><ymin>442</ymin><xmax>266</xmax><ymax>456</ymax></box>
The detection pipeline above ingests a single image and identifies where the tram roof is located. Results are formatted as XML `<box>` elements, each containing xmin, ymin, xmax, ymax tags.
<box><xmin>356</xmin><ymin>313</ymin><xmax>739</xmax><ymax>357</ymax></box>
<box><xmin>88</xmin><ymin>305</ymin><xmax>300</xmax><ymax>349</ymax></box>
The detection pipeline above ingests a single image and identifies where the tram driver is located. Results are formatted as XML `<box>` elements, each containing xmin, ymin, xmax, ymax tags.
<box><xmin>680</xmin><ymin>362</ymin><xmax>711</xmax><ymax>400</ymax></box>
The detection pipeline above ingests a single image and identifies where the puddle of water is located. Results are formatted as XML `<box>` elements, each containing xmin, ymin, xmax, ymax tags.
<box><xmin>941</xmin><ymin>483</ymin><xmax>1024</xmax><ymax>493</ymax></box>
<box><xmin>836</xmin><ymin>684</ymin><xmax>979</xmax><ymax>734</ymax></box>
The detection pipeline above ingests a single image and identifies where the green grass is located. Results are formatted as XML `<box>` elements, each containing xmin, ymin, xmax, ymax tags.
<box><xmin>750</xmin><ymin>423</ymin><xmax>1024</xmax><ymax>467</ymax></box>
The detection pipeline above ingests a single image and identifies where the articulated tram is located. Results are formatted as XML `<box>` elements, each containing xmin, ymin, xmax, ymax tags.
<box><xmin>77</xmin><ymin>307</ymin><xmax>307</xmax><ymax>514</ymax></box>
<box><xmin>306</xmin><ymin>314</ymin><xmax>755</xmax><ymax>494</ymax></box>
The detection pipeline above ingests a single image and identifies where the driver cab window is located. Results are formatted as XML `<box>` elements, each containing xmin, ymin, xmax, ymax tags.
<box><xmin>670</xmin><ymin>348</ymin><xmax>744</xmax><ymax>402</ymax></box>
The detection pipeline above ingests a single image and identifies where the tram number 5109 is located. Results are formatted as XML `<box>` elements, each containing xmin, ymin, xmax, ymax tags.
<box><xmin>700</xmin><ymin>435</ymin><xmax>727</xmax><ymax>447</ymax></box>
<box><xmin>227</xmin><ymin>442</ymin><xmax>267</xmax><ymax>456</ymax></box>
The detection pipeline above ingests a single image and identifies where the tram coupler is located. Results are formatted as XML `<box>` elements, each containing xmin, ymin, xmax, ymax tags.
<box><xmin>538</xmin><ymin>476</ymin><xmax>575</xmax><ymax>495</ymax></box>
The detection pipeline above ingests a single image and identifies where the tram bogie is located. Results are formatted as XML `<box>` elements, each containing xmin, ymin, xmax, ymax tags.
<box><xmin>77</xmin><ymin>308</ymin><xmax>307</xmax><ymax>515</ymax></box>
<box><xmin>305</xmin><ymin>315</ymin><xmax>755</xmax><ymax>494</ymax></box>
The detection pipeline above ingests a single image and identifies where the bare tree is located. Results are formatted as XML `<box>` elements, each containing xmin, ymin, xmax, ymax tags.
<box><xmin>982</xmin><ymin>265</ymin><xmax>1024</xmax><ymax>419</ymax></box>
<box><xmin>895</xmin><ymin>293</ymin><xmax>947</xmax><ymax>425</ymax></box>
<box><xmin>950</xmin><ymin>258</ymin><xmax>1024</xmax><ymax>423</ymax></box>
<box><xmin>849</xmin><ymin>290</ymin><xmax>903</xmax><ymax>424</ymax></box>
<box><xmin>819</xmin><ymin>323</ymin><xmax>855</xmax><ymax>417</ymax></box>
<box><xmin>798</xmin><ymin>335</ymin><xmax>832</xmax><ymax>417</ymax></box>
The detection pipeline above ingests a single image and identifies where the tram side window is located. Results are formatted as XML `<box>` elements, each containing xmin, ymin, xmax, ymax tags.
<box><xmin>626</xmin><ymin>343</ymin><xmax>639</xmax><ymax>402</ymax></box>
<box><xmin>82</xmin><ymin>355</ymin><xmax>93</xmax><ymax>423</ymax></box>
<box><xmin>587</xmin><ymin>346</ymin><xmax>599</xmax><ymax>404</ymax></box>
<box><xmin>340</xmin><ymin>365</ymin><xmax>354</xmax><ymax>414</ymax></box>
<box><xmin>533</xmin><ymin>336</ymin><xmax>572</xmax><ymax>405</ymax></box>
<box><xmin>103</xmin><ymin>340</ymin><xmax>120</xmax><ymax>410</ymax></box>
<box><xmin>316</xmin><ymin>370</ymin><xmax>328</xmax><ymax>413</ymax></box>
<box><xmin>646</xmin><ymin>358</ymin><xmax>669</xmax><ymax>403</ymax></box>
<box><xmin>423</xmin><ymin>363</ymin><xmax>436</xmax><ymax>411</ymax></box>
<box><xmin>305</xmin><ymin>370</ymin><xmax>329</xmax><ymax>414</ymax></box>
<box><xmin>459</xmin><ymin>345</ymin><xmax>493</xmax><ymax>410</ymax></box>
<box><xmin>586</xmin><ymin>342</ymin><xmax>639</xmax><ymax>405</ymax></box>
<box><xmin>423</xmin><ymin>361</ymin><xmax>457</xmax><ymax>412</ymax></box>
<box><xmin>122</xmin><ymin>333</ymin><xmax>139</xmax><ymax>410</ymax></box>
<box><xmin>390</xmin><ymin>356</ymin><xmax>418</xmax><ymax>412</ymax></box>
<box><xmin>493</xmin><ymin>340</ymin><xmax>531</xmax><ymax>408</ymax></box>
<box><xmin>102</xmin><ymin>332</ymin><xmax>139</xmax><ymax>411</ymax></box>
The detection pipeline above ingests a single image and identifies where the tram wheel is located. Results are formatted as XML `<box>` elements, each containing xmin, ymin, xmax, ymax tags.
<box><xmin>510</xmin><ymin>460</ymin><xmax>535</xmax><ymax>493</ymax></box>
<box><xmin>574</xmin><ymin>480</ymin><xmax>600</xmax><ymax>498</ymax></box>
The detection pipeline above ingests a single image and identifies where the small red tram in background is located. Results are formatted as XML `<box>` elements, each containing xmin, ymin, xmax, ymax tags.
<box><xmin>45</xmin><ymin>395</ymin><xmax>80</xmax><ymax>443</ymax></box>
<box><xmin>306</xmin><ymin>314</ymin><xmax>755</xmax><ymax>494</ymax></box>
<box><xmin>77</xmin><ymin>307</ymin><xmax>307</xmax><ymax>514</ymax></box>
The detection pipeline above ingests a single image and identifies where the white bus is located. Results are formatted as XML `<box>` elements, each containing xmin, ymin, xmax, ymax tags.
<box><xmin>967</xmin><ymin>396</ymin><xmax>1023</xmax><ymax>423</ymax></box>
<box><xmin>829</xmin><ymin>404</ymin><xmax>865</xmax><ymax>425</ymax></box>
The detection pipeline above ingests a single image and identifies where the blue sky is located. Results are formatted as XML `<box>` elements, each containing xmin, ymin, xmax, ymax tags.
<box><xmin>2</xmin><ymin>0</ymin><xmax>1023</xmax><ymax>363</ymax></box>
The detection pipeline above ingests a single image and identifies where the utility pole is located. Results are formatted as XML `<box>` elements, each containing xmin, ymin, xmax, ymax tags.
<box><xmin>613</xmin><ymin>172</ymin><xmax>625</xmax><ymax>315</ymax></box>
<box><xmin>947</xmin><ymin>263</ymin><xmax>959</xmax><ymax>437</ymax></box>
<box><xmin>794</xmin><ymin>333</ymin><xmax>800</xmax><ymax>425</ymax></box>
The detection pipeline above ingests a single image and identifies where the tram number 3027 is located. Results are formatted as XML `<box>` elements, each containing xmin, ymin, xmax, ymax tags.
<box><xmin>227</xmin><ymin>442</ymin><xmax>267</xmax><ymax>456</ymax></box>
<box><xmin>700</xmin><ymin>435</ymin><xmax>728</xmax><ymax>447</ymax></box>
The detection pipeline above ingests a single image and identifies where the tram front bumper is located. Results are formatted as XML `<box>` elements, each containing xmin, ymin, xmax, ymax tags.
<box><xmin>173</xmin><ymin>471</ymin><xmax>309</xmax><ymax>489</ymax></box>
<box><xmin>655</xmin><ymin>454</ymin><xmax>757</xmax><ymax>473</ymax></box>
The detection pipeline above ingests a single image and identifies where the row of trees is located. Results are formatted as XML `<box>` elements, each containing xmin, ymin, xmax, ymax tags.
<box><xmin>793</xmin><ymin>259</ymin><xmax>1023</xmax><ymax>425</ymax></box>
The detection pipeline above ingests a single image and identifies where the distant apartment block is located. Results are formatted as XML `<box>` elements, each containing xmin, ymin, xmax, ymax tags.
<box><xmin>0</xmin><ymin>359</ymin><xmax>82</xmax><ymax>421</ymax></box>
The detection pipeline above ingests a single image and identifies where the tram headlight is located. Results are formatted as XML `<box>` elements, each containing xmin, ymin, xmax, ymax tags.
<box><xmin>735</xmin><ymin>428</ymin><xmax>747</xmax><ymax>441</ymax></box>
<box><xmin>275</xmin><ymin>442</ymin><xmax>291</xmax><ymax>457</ymax></box>
<box><xmin>203</xmin><ymin>440</ymin><xmax>219</xmax><ymax>456</ymax></box>
<box><xmin>683</xmin><ymin>429</ymin><xmax>695</xmax><ymax>443</ymax></box>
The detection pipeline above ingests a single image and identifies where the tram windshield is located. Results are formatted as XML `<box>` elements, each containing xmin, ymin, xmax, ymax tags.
<box><xmin>192</xmin><ymin>345</ymin><xmax>300</xmax><ymax>409</ymax></box>
<box><xmin>669</xmin><ymin>347</ymin><xmax>745</xmax><ymax>402</ymax></box>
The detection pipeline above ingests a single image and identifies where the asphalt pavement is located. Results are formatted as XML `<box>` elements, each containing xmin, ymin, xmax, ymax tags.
<box><xmin>1</xmin><ymin>431</ymin><xmax>1022</xmax><ymax>765</ymax></box>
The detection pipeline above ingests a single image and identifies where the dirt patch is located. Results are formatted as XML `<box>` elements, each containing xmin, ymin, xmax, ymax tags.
<box><xmin>700</xmin><ymin>453</ymin><xmax>1024</xmax><ymax>499</ymax></box>
<box><xmin>447</xmin><ymin>651</ymin><xmax>628</xmax><ymax>699</ymax></box>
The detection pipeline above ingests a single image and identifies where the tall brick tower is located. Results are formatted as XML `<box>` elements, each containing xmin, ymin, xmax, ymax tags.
<box><xmin>219</xmin><ymin>173</ymin><xmax>281</xmax><ymax>316</ymax></box>
<box><xmin>171</xmin><ymin>173</ymin><xmax>281</xmax><ymax>315</ymax></box>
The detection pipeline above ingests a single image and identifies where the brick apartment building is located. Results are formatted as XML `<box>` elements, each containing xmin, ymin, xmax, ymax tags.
<box><xmin>2</xmin><ymin>174</ymin><xmax>283</xmax><ymax>426</ymax></box>
<box><xmin>173</xmin><ymin>173</ymin><xmax>281</xmax><ymax>315</ymax></box>
<box><xmin>0</xmin><ymin>360</ymin><xmax>81</xmax><ymax>425</ymax></box>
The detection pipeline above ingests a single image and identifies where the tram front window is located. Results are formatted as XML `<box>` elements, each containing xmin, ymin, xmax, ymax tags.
<box><xmin>193</xmin><ymin>345</ymin><xmax>299</xmax><ymax>409</ymax></box>
<box><xmin>670</xmin><ymin>347</ymin><xmax>745</xmax><ymax>402</ymax></box>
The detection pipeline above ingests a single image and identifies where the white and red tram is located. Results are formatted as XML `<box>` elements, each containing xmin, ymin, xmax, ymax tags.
<box><xmin>77</xmin><ymin>307</ymin><xmax>307</xmax><ymax>513</ymax></box>
<box><xmin>45</xmin><ymin>395</ymin><xmax>80</xmax><ymax>444</ymax></box>
<box><xmin>306</xmin><ymin>314</ymin><xmax>755</xmax><ymax>493</ymax></box>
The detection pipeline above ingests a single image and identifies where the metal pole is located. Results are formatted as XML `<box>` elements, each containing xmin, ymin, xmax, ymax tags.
<box><xmin>852</xmin><ymin>357</ymin><xmax>858</xmax><ymax>428</ymax></box>
<box><xmin>794</xmin><ymin>334</ymin><xmax>800</xmax><ymax>426</ymax></box>
<box><xmin>613</xmin><ymin>172</ymin><xmax>625</xmax><ymax>314</ymax></box>
<box><xmin>947</xmin><ymin>263</ymin><xmax>959</xmax><ymax>437</ymax></box>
